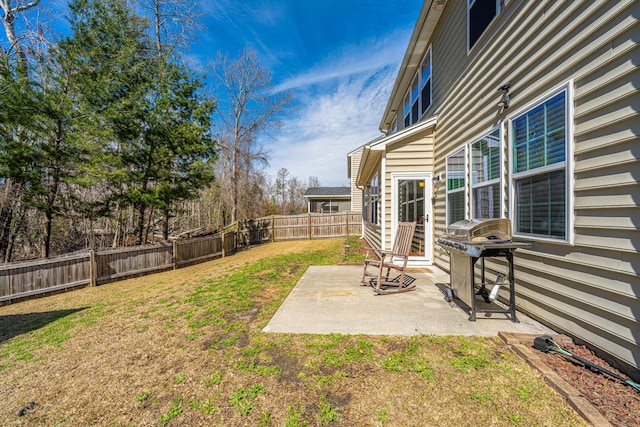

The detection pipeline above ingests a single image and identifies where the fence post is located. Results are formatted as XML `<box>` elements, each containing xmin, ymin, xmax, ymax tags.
<box><xmin>232</xmin><ymin>220</ymin><xmax>241</xmax><ymax>252</ymax></box>
<box><xmin>173</xmin><ymin>240</ymin><xmax>178</xmax><ymax>270</ymax></box>
<box><xmin>89</xmin><ymin>250</ymin><xmax>97</xmax><ymax>287</ymax></box>
<box><xmin>222</xmin><ymin>233</ymin><xmax>226</xmax><ymax>258</ymax></box>
<box><xmin>308</xmin><ymin>213</ymin><xmax>312</xmax><ymax>240</ymax></box>
<box><xmin>345</xmin><ymin>212</ymin><xmax>349</xmax><ymax>237</ymax></box>
<box><xmin>271</xmin><ymin>215</ymin><xmax>275</xmax><ymax>242</ymax></box>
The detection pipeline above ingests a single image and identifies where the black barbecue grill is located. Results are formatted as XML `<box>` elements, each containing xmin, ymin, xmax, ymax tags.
<box><xmin>437</xmin><ymin>218</ymin><xmax>530</xmax><ymax>322</ymax></box>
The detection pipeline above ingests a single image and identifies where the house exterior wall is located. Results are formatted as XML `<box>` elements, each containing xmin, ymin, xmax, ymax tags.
<box><xmin>363</xmin><ymin>222</ymin><xmax>382</xmax><ymax>254</ymax></box>
<box><xmin>383</xmin><ymin>133</ymin><xmax>435</xmax><ymax>250</ymax></box>
<box><xmin>349</xmin><ymin>149</ymin><xmax>363</xmax><ymax>212</ymax></box>
<box><xmin>308</xmin><ymin>199</ymin><xmax>351</xmax><ymax>213</ymax></box>
<box><xmin>421</xmin><ymin>1</ymin><xmax>639</xmax><ymax>372</ymax></box>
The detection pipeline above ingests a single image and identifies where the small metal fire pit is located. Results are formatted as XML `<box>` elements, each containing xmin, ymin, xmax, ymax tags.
<box><xmin>437</xmin><ymin>218</ymin><xmax>530</xmax><ymax>322</ymax></box>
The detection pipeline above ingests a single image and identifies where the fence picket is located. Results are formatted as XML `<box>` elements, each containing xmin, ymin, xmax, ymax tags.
<box><xmin>0</xmin><ymin>212</ymin><xmax>361</xmax><ymax>304</ymax></box>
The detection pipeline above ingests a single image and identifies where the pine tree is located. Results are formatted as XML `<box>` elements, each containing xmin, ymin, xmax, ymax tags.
<box><xmin>61</xmin><ymin>0</ymin><xmax>216</xmax><ymax>244</ymax></box>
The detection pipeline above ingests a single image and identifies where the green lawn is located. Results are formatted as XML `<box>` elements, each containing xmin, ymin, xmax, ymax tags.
<box><xmin>0</xmin><ymin>238</ymin><xmax>586</xmax><ymax>426</ymax></box>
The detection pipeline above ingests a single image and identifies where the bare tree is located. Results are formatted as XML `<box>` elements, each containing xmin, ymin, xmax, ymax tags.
<box><xmin>0</xmin><ymin>0</ymin><xmax>40</xmax><ymax>71</ymax></box>
<box><xmin>307</xmin><ymin>176</ymin><xmax>321</xmax><ymax>188</ymax></box>
<box><xmin>210</xmin><ymin>47</ymin><xmax>291</xmax><ymax>223</ymax></box>
<box><xmin>0</xmin><ymin>0</ymin><xmax>42</xmax><ymax>261</ymax></box>
<box><xmin>276</xmin><ymin>167</ymin><xmax>289</xmax><ymax>214</ymax></box>
<box><xmin>136</xmin><ymin>0</ymin><xmax>202</xmax><ymax>57</ymax></box>
<box><xmin>287</xmin><ymin>175</ymin><xmax>307</xmax><ymax>214</ymax></box>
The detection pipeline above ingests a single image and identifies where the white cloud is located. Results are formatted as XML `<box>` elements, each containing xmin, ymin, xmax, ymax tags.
<box><xmin>272</xmin><ymin>29</ymin><xmax>409</xmax><ymax>93</ymax></box>
<box><xmin>262</xmin><ymin>28</ymin><xmax>410</xmax><ymax>187</ymax></box>
<box><xmin>264</xmin><ymin>65</ymin><xmax>398</xmax><ymax>187</ymax></box>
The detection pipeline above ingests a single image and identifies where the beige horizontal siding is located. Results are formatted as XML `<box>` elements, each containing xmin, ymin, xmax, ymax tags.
<box><xmin>574</xmin><ymin>207</ymin><xmax>637</xmax><ymax>229</ymax></box>
<box><xmin>350</xmin><ymin>150</ymin><xmax>363</xmax><ymax>212</ymax></box>
<box><xmin>411</xmin><ymin>0</ymin><xmax>640</xmax><ymax>371</ymax></box>
<box><xmin>576</xmin><ymin>139</ymin><xmax>637</xmax><ymax>172</ymax></box>
<box><xmin>363</xmin><ymin>222</ymin><xmax>381</xmax><ymax>253</ymax></box>
<box><xmin>383</xmin><ymin>133</ymin><xmax>434</xmax><ymax>249</ymax></box>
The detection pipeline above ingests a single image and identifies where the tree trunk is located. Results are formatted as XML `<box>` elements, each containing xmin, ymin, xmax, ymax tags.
<box><xmin>42</xmin><ymin>208</ymin><xmax>53</xmax><ymax>258</ymax></box>
<box><xmin>0</xmin><ymin>181</ymin><xmax>15</xmax><ymax>260</ymax></box>
<box><xmin>137</xmin><ymin>205</ymin><xmax>146</xmax><ymax>245</ymax></box>
<box><xmin>4</xmin><ymin>200</ymin><xmax>26</xmax><ymax>263</ymax></box>
<box><xmin>112</xmin><ymin>203</ymin><xmax>122</xmax><ymax>248</ymax></box>
<box><xmin>231</xmin><ymin>143</ymin><xmax>238</xmax><ymax>223</ymax></box>
<box><xmin>163</xmin><ymin>210</ymin><xmax>170</xmax><ymax>241</ymax></box>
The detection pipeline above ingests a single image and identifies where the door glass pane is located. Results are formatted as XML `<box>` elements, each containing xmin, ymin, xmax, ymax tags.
<box><xmin>398</xmin><ymin>179</ymin><xmax>425</xmax><ymax>256</ymax></box>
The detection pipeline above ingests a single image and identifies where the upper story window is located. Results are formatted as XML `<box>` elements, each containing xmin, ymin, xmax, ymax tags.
<box><xmin>419</xmin><ymin>50</ymin><xmax>432</xmax><ymax>116</ymax></box>
<box><xmin>446</xmin><ymin>148</ymin><xmax>466</xmax><ymax>224</ymax></box>
<box><xmin>509</xmin><ymin>84</ymin><xmax>573</xmax><ymax>242</ymax></box>
<box><xmin>402</xmin><ymin>47</ymin><xmax>432</xmax><ymax>129</ymax></box>
<box><xmin>468</xmin><ymin>0</ymin><xmax>502</xmax><ymax>50</ymax></box>
<box><xmin>471</xmin><ymin>128</ymin><xmax>501</xmax><ymax>219</ymax></box>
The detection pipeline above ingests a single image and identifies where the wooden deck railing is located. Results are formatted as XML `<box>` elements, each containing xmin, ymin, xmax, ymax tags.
<box><xmin>0</xmin><ymin>212</ymin><xmax>361</xmax><ymax>304</ymax></box>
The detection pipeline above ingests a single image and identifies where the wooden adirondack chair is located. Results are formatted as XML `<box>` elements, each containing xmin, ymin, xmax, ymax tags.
<box><xmin>360</xmin><ymin>221</ymin><xmax>417</xmax><ymax>295</ymax></box>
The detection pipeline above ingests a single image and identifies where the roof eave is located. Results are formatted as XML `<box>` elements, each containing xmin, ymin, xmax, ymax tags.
<box><xmin>356</xmin><ymin>115</ymin><xmax>437</xmax><ymax>187</ymax></box>
<box><xmin>379</xmin><ymin>0</ymin><xmax>446</xmax><ymax>132</ymax></box>
<box><xmin>371</xmin><ymin>115</ymin><xmax>437</xmax><ymax>150</ymax></box>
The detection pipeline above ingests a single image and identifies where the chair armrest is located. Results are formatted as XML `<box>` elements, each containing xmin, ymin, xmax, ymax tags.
<box><xmin>380</xmin><ymin>250</ymin><xmax>402</xmax><ymax>258</ymax></box>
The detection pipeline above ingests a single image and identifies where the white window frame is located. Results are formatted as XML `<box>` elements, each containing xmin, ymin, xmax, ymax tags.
<box><xmin>392</xmin><ymin>172</ymin><xmax>432</xmax><ymax>264</ymax></box>
<box><xmin>401</xmin><ymin>45</ymin><xmax>432</xmax><ymax>130</ymax></box>
<box><xmin>364</xmin><ymin>171</ymin><xmax>380</xmax><ymax>225</ymax></box>
<box><xmin>467</xmin><ymin>0</ymin><xmax>503</xmax><ymax>52</ymax></box>
<box><xmin>470</xmin><ymin>126</ymin><xmax>503</xmax><ymax>219</ymax></box>
<box><xmin>507</xmin><ymin>82</ymin><xmax>574</xmax><ymax>244</ymax></box>
<box><xmin>446</xmin><ymin>147</ymin><xmax>467</xmax><ymax>225</ymax></box>
<box><xmin>419</xmin><ymin>47</ymin><xmax>432</xmax><ymax>118</ymax></box>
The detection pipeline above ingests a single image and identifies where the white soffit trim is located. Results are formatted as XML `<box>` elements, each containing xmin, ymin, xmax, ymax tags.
<box><xmin>356</xmin><ymin>147</ymin><xmax>382</xmax><ymax>187</ymax></box>
<box><xmin>370</xmin><ymin>115</ymin><xmax>437</xmax><ymax>151</ymax></box>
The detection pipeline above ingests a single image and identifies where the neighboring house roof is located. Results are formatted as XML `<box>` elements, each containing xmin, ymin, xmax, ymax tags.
<box><xmin>304</xmin><ymin>187</ymin><xmax>351</xmax><ymax>199</ymax></box>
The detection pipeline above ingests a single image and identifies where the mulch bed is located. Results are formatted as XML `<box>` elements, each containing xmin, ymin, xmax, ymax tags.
<box><xmin>536</xmin><ymin>340</ymin><xmax>640</xmax><ymax>426</ymax></box>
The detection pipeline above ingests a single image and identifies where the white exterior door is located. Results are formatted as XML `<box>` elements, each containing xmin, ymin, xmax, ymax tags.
<box><xmin>392</xmin><ymin>173</ymin><xmax>432</xmax><ymax>265</ymax></box>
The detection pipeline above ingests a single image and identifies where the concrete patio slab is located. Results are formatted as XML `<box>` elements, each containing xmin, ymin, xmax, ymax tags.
<box><xmin>263</xmin><ymin>265</ymin><xmax>555</xmax><ymax>336</ymax></box>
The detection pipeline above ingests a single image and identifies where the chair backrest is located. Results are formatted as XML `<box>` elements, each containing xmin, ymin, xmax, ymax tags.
<box><xmin>392</xmin><ymin>222</ymin><xmax>416</xmax><ymax>256</ymax></box>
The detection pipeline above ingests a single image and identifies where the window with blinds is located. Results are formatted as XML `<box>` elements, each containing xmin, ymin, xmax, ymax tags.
<box><xmin>511</xmin><ymin>88</ymin><xmax>568</xmax><ymax>240</ymax></box>
<box><xmin>446</xmin><ymin>148</ymin><xmax>466</xmax><ymax>224</ymax></box>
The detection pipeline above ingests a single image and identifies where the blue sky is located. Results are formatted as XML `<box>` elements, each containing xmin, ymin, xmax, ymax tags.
<box><xmin>5</xmin><ymin>0</ymin><xmax>424</xmax><ymax>187</ymax></box>
<box><xmin>194</xmin><ymin>1</ymin><xmax>424</xmax><ymax>186</ymax></box>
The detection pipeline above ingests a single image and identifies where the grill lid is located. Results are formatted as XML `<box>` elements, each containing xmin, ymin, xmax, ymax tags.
<box><xmin>442</xmin><ymin>218</ymin><xmax>511</xmax><ymax>242</ymax></box>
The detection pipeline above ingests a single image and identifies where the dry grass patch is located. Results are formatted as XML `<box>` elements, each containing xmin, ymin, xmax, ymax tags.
<box><xmin>0</xmin><ymin>238</ymin><xmax>587</xmax><ymax>426</ymax></box>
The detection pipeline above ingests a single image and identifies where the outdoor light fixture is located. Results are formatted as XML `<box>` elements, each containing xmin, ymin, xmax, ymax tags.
<box><xmin>432</xmin><ymin>174</ymin><xmax>443</xmax><ymax>184</ymax></box>
<box><xmin>497</xmin><ymin>82</ymin><xmax>511</xmax><ymax>109</ymax></box>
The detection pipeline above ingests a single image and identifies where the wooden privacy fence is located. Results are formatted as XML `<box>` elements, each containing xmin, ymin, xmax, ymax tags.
<box><xmin>238</xmin><ymin>212</ymin><xmax>362</xmax><ymax>245</ymax></box>
<box><xmin>0</xmin><ymin>231</ymin><xmax>237</xmax><ymax>304</ymax></box>
<box><xmin>1</xmin><ymin>212</ymin><xmax>361</xmax><ymax>304</ymax></box>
